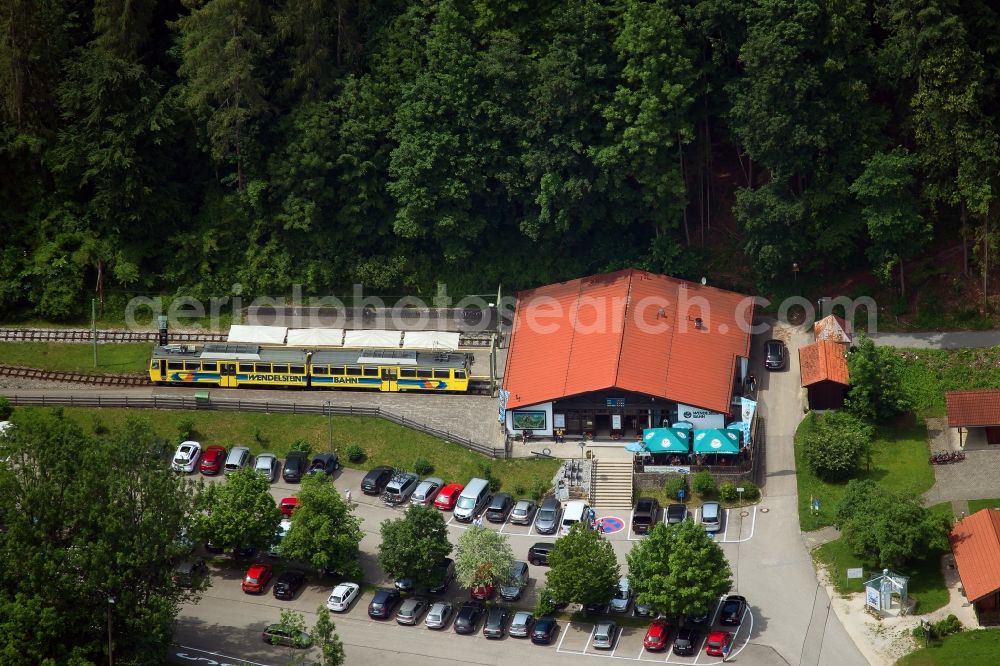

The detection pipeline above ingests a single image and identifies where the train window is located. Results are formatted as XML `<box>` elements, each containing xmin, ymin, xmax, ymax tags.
<box><xmin>330</xmin><ymin>366</ymin><xmax>345</xmax><ymax>376</ymax></box>
<box><xmin>345</xmin><ymin>366</ymin><xmax>362</xmax><ymax>376</ymax></box>
<box><xmin>363</xmin><ymin>367</ymin><xmax>379</xmax><ymax>377</ymax></box>
<box><xmin>254</xmin><ymin>363</ymin><xmax>271</xmax><ymax>373</ymax></box>
<box><xmin>433</xmin><ymin>369</ymin><xmax>450</xmax><ymax>379</ymax></box>
<box><xmin>202</xmin><ymin>362</ymin><xmax>218</xmax><ymax>372</ymax></box>
<box><xmin>167</xmin><ymin>361</ymin><xmax>184</xmax><ymax>370</ymax></box>
<box><xmin>400</xmin><ymin>369</ymin><xmax>416</xmax><ymax>378</ymax></box>
<box><xmin>290</xmin><ymin>365</ymin><xmax>304</xmax><ymax>374</ymax></box>
<box><xmin>417</xmin><ymin>369</ymin><xmax>433</xmax><ymax>379</ymax></box>
<box><xmin>239</xmin><ymin>363</ymin><xmax>254</xmax><ymax>373</ymax></box>
<box><xmin>312</xmin><ymin>365</ymin><xmax>327</xmax><ymax>375</ymax></box>
<box><xmin>272</xmin><ymin>364</ymin><xmax>289</xmax><ymax>373</ymax></box>
<box><xmin>454</xmin><ymin>370</ymin><xmax>467</xmax><ymax>379</ymax></box>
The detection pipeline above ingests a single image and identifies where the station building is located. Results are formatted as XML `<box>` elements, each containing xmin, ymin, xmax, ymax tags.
<box><xmin>500</xmin><ymin>269</ymin><xmax>755</xmax><ymax>438</ymax></box>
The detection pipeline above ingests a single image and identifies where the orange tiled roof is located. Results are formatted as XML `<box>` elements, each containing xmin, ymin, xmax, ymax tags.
<box><xmin>502</xmin><ymin>269</ymin><xmax>753</xmax><ymax>413</ymax></box>
<box><xmin>798</xmin><ymin>340</ymin><xmax>850</xmax><ymax>387</ymax></box>
<box><xmin>950</xmin><ymin>509</ymin><xmax>1000</xmax><ymax>603</ymax></box>
<box><xmin>814</xmin><ymin>315</ymin><xmax>852</xmax><ymax>344</ymax></box>
<box><xmin>946</xmin><ymin>389</ymin><xmax>1000</xmax><ymax>427</ymax></box>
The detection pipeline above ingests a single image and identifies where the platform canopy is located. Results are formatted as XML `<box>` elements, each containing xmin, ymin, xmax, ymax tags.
<box><xmin>402</xmin><ymin>331</ymin><xmax>460</xmax><ymax>350</ymax></box>
<box><xmin>286</xmin><ymin>328</ymin><xmax>344</xmax><ymax>347</ymax></box>
<box><xmin>642</xmin><ymin>427</ymin><xmax>691</xmax><ymax>454</ymax></box>
<box><xmin>343</xmin><ymin>329</ymin><xmax>402</xmax><ymax>348</ymax></box>
<box><xmin>227</xmin><ymin>325</ymin><xmax>288</xmax><ymax>345</ymax></box>
<box><xmin>693</xmin><ymin>428</ymin><xmax>740</xmax><ymax>454</ymax></box>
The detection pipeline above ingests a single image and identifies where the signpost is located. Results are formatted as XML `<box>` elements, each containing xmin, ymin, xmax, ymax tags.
<box><xmin>736</xmin><ymin>486</ymin><xmax>745</xmax><ymax>504</ymax></box>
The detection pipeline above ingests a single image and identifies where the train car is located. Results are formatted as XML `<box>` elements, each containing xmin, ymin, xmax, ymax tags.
<box><xmin>149</xmin><ymin>344</ymin><xmax>308</xmax><ymax>387</ymax></box>
<box><xmin>309</xmin><ymin>348</ymin><xmax>469</xmax><ymax>392</ymax></box>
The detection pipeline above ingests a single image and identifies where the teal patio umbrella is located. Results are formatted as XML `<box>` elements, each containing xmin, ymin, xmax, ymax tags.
<box><xmin>692</xmin><ymin>428</ymin><xmax>740</xmax><ymax>455</ymax></box>
<box><xmin>642</xmin><ymin>428</ymin><xmax>690</xmax><ymax>454</ymax></box>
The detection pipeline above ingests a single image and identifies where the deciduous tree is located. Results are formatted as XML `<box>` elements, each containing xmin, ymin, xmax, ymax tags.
<box><xmin>845</xmin><ymin>335</ymin><xmax>912</xmax><ymax>422</ymax></box>
<box><xmin>378</xmin><ymin>505</ymin><xmax>452</xmax><ymax>589</ymax></box>
<box><xmin>311</xmin><ymin>606</ymin><xmax>346</xmax><ymax>666</ymax></box>
<box><xmin>546</xmin><ymin>523</ymin><xmax>619</xmax><ymax>606</ymax></box>
<box><xmin>193</xmin><ymin>466</ymin><xmax>281</xmax><ymax>553</ymax></box>
<box><xmin>454</xmin><ymin>525</ymin><xmax>514</xmax><ymax>590</ymax></box>
<box><xmin>280</xmin><ymin>474</ymin><xmax>363</xmax><ymax>578</ymax></box>
<box><xmin>801</xmin><ymin>411</ymin><xmax>874</xmax><ymax>482</ymax></box>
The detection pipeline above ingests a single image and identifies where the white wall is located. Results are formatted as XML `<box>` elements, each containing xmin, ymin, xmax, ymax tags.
<box><xmin>505</xmin><ymin>401</ymin><xmax>553</xmax><ymax>436</ymax></box>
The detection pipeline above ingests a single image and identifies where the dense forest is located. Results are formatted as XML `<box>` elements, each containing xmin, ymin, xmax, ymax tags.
<box><xmin>2</xmin><ymin>0</ymin><xmax>999</xmax><ymax>320</ymax></box>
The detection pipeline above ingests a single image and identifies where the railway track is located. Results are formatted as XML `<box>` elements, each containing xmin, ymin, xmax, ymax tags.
<box><xmin>0</xmin><ymin>365</ymin><xmax>151</xmax><ymax>386</ymax></box>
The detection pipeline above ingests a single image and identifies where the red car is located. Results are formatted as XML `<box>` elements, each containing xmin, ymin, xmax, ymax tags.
<box><xmin>199</xmin><ymin>445</ymin><xmax>227</xmax><ymax>475</ymax></box>
<box><xmin>705</xmin><ymin>630</ymin><xmax>732</xmax><ymax>657</ymax></box>
<box><xmin>471</xmin><ymin>584</ymin><xmax>495</xmax><ymax>600</ymax></box>
<box><xmin>242</xmin><ymin>563</ymin><xmax>273</xmax><ymax>594</ymax></box>
<box><xmin>433</xmin><ymin>483</ymin><xmax>464</xmax><ymax>511</ymax></box>
<box><xmin>642</xmin><ymin>619</ymin><xmax>671</xmax><ymax>651</ymax></box>
<box><xmin>279</xmin><ymin>497</ymin><xmax>300</xmax><ymax>517</ymax></box>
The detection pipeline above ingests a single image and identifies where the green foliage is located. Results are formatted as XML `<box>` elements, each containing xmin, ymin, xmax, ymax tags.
<box><xmin>546</xmin><ymin>523</ymin><xmax>620</xmax><ymax>605</ymax></box>
<box><xmin>289</xmin><ymin>438</ymin><xmax>313</xmax><ymax>456</ymax></box>
<box><xmin>193</xmin><ymin>467</ymin><xmax>282</xmax><ymax>553</ymax></box>
<box><xmin>378</xmin><ymin>505</ymin><xmax>452</xmax><ymax>588</ymax></box>
<box><xmin>0</xmin><ymin>409</ymin><xmax>198</xmax><ymax>664</ymax></box>
<box><xmin>626</xmin><ymin>521</ymin><xmax>732</xmax><ymax>617</ymax></box>
<box><xmin>719</xmin><ymin>482</ymin><xmax>737</xmax><ymax>502</ymax></box>
<box><xmin>738</xmin><ymin>481</ymin><xmax>760</xmax><ymax>502</ymax></box>
<box><xmin>176</xmin><ymin>417</ymin><xmax>196</xmax><ymax>442</ymax></box>
<box><xmin>691</xmin><ymin>471</ymin><xmax>715</xmax><ymax>497</ymax></box>
<box><xmin>531</xmin><ymin>478</ymin><xmax>550</xmax><ymax>502</ymax></box>
<box><xmin>932</xmin><ymin>614</ymin><xmax>963</xmax><ymax>638</ymax></box>
<box><xmin>280</xmin><ymin>474</ymin><xmax>363</xmax><ymax>577</ymax></box>
<box><xmin>477</xmin><ymin>461</ymin><xmax>501</xmax><ymax>491</ymax></box>
<box><xmin>534</xmin><ymin>585</ymin><xmax>557</xmax><ymax>618</ymax></box>
<box><xmin>835</xmin><ymin>480</ymin><xmax>951</xmax><ymax>568</ymax></box>
<box><xmin>454</xmin><ymin>526</ymin><xmax>515</xmax><ymax>590</ymax></box>
<box><xmin>270</xmin><ymin>609</ymin><xmax>310</xmax><ymax>650</ymax></box>
<box><xmin>345</xmin><ymin>444</ymin><xmax>365</xmax><ymax>463</ymax></box>
<box><xmin>801</xmin><ymin>411</ymin><xmax>874</xmax><ymax>482</ymax></box>
<box><xmin>664</xmin><ymin>475</ymin><xmax>687</xmax><ymax>500</ymax></box>
<box><xmin>413</xmin><ymin>456</ymin><xmax>433</xmax><ymax>475</ymax></box>
<box><xmin>0</xmin><ymin>397</ymin><xmax>12</xmax><ymax>420</ymax></box>
<box><xmin>311</xmin><ymin>607</ymin><xmax>346</xmax><ymax>666</ymax></box>
<box><xmin>846</xmin><ymin>336</ymin><xmax>913</xmax><ymax>422</ymax></box>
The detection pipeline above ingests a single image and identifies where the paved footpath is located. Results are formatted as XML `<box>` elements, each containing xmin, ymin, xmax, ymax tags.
<box><xmin>873</xmin><ymin>329</ymin><xmax>1000</xmax><ymax>349</ymax></box>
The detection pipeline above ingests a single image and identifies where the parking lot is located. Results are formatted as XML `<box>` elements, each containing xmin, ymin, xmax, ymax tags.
<box><xmin>623</xmin><ymin>506</ymin><xmax>757</xmax><ymax>544</ymax></box>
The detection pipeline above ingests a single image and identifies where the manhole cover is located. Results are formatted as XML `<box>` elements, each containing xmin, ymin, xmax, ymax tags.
<box><xmin>760</xmin><ymin>508</ymin><xmax>770</xmax><ymax>513</ymax></box>
<box><xmin>740</xmin><ymin>510</ymin><xmax>750</xmax><ymax>517</ymax></box>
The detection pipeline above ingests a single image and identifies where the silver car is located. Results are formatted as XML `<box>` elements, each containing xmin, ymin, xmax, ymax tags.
<box><xmin>410</xmin><ymin>477</ymin><xmax>444</xmax><ymax>506</ymax></box>
<box><xmin>534</xmin><ymin>496</ymin><xmax>561</xmax><ymax>534</ymax></box>
<box><xmin>395</xmin><ymin>596</ymin><xmax>428</xmax><ymax>625</ymax></box>
<box><xmin>509</xmin><ymin>499</ymin><xmax>536</xmax><ymax>525</ymax></box>
<box><xmin>509</xmin><ymin>611</ymin><xmax>533</xmax><ymax>638</ymax></box>
<box><xmin>609</xmin><ymin>576</ymin><xmax>632</xmax><ymax>613</ymax></box>
<box><xmin>701</xmin><ymin>501</ymin><xmax>722</xmax><ymax>533</ymax></box>
<box><xmin>593</xmin><ymin>621</ymin><xmax>617</xmax><ymax>649</ymax></box>
<box><xmin>255</xmin><ymin>453</ymin><xmax>279</xmax><ymax>483</ymax></box>
<box><xmin>424</xmin><ymin>601</ymin><xmax>453</xmax><ymax>629</ymax></box>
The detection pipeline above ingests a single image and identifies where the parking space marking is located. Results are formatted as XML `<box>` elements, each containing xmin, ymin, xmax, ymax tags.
<box><xmin>174</xmin><ymin>645</ymin><xmax>272</xmax><ymax>666</ymax></box>
<box><xmin>582</xmin><ymin>624</ymin><xmax>596</xmax><ymax>654</ymax></box>
<box><xmin>556</xmin><ymin>620</ymin><xmax>572</xmax><ymax>652</ymax></box>
<box><xmin>720</xmin><ymin>510</ymin><xmax>730</xmax><ymax>542</ymax></box>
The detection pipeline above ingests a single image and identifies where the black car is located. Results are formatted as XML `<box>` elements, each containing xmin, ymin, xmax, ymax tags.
<box><xmin>528</xmin><ymin>542</ymin><xmax>555</xmax><ymax>566</ymax></box>
<box><xmin>764</xmin><ymin>339</ymin><xmax>785</xmax><ymax>370</ymax></box>
<box><xmin>368</xmin><ymin>588</ymin><xmax>401</xmax><ymax>620</ymax></box>
<box><xmin>282</xmin><ymin>451</ymin><xmax>308</xmax><ymax>482</ymax></box>
<box><xmin>453</xmin><ymin>601</ymin><xmax>486</xmax><ymax>634</ymax></box>
<box><xmin>672</xmin><ymin>626</ymin><xmax>701</xmax><ymax>656</ymax></box>
<box><xmin>485</xmin><ymin>492</ymin><xmax>514</xmax><ymax>523</ymax></box>
<box><xmin>361</xmin><ymin>466</ymin><xmax>394</xmax><ymax>495</ymax></box>
<box><xmin>308</xmin><ymin>453</ymin><xmax>340</xmax><ymax>476</ymax></box>
<box><xmin>429</xmin><ymin>558</ymin><xmax>456</xmax><ymax>594</ymax></box>
<box><xmin>686</xmin><ymin>609</ymin><xmax>710</xmax><ymax>624</ymax></box>
<box><xmin>632</xmin><ymin>497</ymin><xmax>660</xmax><ymax>534</ymax></box>
<box><xmin>665</xmin><ymin>503</ymin><xmax>688</xmax><ymax>525</ymax></box>
<box><xmin>483</xmin><ymin>606</ymin><xmax>509</xmax><ymax>639</ymax></box>
<box><xmin>531</xmin><ymin>616</ymin><xmax>558</xmax><ymax>644</ymax></box>
<box><xmin>272</xmin><ymin>570</ymin><xmax>306</xmax><ymax>600</ymax></box>
<box><xmin>720</xmin><ymin>594</ymin><xmax>747</xmax><ymax>625</ymax></box>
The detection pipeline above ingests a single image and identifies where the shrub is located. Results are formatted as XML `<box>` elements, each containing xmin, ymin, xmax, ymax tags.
<box><xmin>691</xmin><ymin>471</ymin><xmax>716</xmax><ymax>497</ymax></box>
<box><xmin>738</xmin><ymin>481</ymin><xmax>761</xmax><ymax>502</ymax></box>
<box><xmin>719</xmin><ymin>481</ymin><xmax>738</xmax><ymax>502</ymax></box>
<box><xmin>345</xmin><ymin>444</ymin><xmax>365</xmax><ymax>463</ymax></box>
<box><xmin>911</xmin><ymin>625</ymin><xmax>927</xmax><ymax>640</ymax></box>
<box><xmin>801</xmin><ymin>411</ymin><xmax>874</xmax><ymax>482</ymax></box>
<box><xmin>253</xmin><ymin>427</ymin><xmax>267</xmax><ymax>445</ymax></box>
<box><xmin>413</xmin><ymin>456</ymin><xmax>433</xmax><ymax>475</ymax></box>
<box><xmin>0</xmin><ymin>396</ymin><xmax>12</xmax><ymax>420</ymax></box>
<box><xmin>91</xmin><ymin>414</ymin><xmax>108</xmax><ymax>435</ymax></box>
<box><xmin>288</xmin><ymin>439</ymin><xmax>312</xmax><ymax>456</ymax></box>
<box><xmin>487</xmin><ymin>477</ymin><xmax>501</xmax><ymax>492</ymax></box>
<box><xmin>477</xmin><ymin>462</ymin><xmax>493</xmax><ymax>480</ymax></box>
<box><xmin>531</xmin><ymin>478</ymin><xmax>549</xmax><ymax>502</ymax></box>
<box><xmin>664</xmin><ymin>475</ymin><xmax>688</xmax><ymax>500</ymax></box>
<box><xmin>932</xmin><ymin>614</ymin><xmax>962</xmax><ymax>638</ymax></box>
<box><xmin>534</xmin><ymin>586</ymin><xmax>556</xmax><ymax>617</ymax></box>
<box><xmin>514</xmin><ymin>483</ymin><xmax>526</xmax><ymax>497</ymax></box>
<box><xmin>176</xmin><ymin>417</ymin><xmax>195</xmax><ymax>442</ymax></box>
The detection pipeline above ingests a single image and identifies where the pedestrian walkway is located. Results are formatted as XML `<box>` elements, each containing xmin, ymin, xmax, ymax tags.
<box><xmin>873</xmin><ymin>329</ymin><xmax>1000</xmax><ymax>349</ymax></box>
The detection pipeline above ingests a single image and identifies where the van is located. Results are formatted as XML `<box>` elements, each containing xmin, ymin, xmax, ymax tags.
<box><xmin>453</xmin><ymin>478</ymin><xmax>490</xmax><ymax>522</ymax></box>
<box><xmin>224</xmin><ymin>446</ymin><xmax>251</xmax><ymax>474</ymax></box>
<box><xmin>701</xmin><ymin>501</ymin><xmax>722</xmax><ymax>533</ymax></box>
<box><xmin>560</xmin><ymin>500</ymin><xmax>591</xmax><ymax>535</ymax></box>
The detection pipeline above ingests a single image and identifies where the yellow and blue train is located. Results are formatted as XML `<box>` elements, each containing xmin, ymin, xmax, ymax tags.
<box><xmin>149</xmin><ymin>343</ymin><xmax>471</xmax><ymax>392</ymax></box>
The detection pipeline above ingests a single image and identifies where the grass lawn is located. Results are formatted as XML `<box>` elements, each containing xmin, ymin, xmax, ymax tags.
<box><xmin>795</xmin><ymin>413</ymin><xmax>935</xmax><ymax>531</ymax></box>
<box><xmin>30</xmin><ymin>407</ymin><xmax>559</xmax><ymax>498</ymax></box>
<box><xmin>896</xmin><ymin>629</ymin><xmax>1000</xmax><ymax>665</ymax></box>
<box><xmin>0</xmin><ymin>342</ymin><xmax>151</xmax><ymax>375</ymax></box>
<box><xmin>895</xmin><ymin>347</ymin><xmax>1000</xmax><ymax>419</ymax></box>
<box><xmin>966</xmin><ymin>499</ymin><xmax>1000</xmax><ymax>514</ymax></box>
<box><xmin>814</xmin><ymin>502</ymin><xmax>953</xmax><ymax>615</ymax></box>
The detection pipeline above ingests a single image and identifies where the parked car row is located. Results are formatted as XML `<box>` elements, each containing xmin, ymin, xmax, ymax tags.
<box><xmin>631</xmin><ymin>496</ymin><xmax>726</xmax><ymax>535</ymax></box>
<box><xmin>170</xmin><ymin>443</ymin><xmax>340</xmax><ymax>483</ymax></box>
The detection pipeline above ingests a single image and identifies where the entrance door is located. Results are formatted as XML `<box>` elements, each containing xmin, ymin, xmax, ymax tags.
<box><xmin>380</xmin><ymin>367</ymin><xmax>397</xmax><ymax>392</ymax></box>
<box><xmin>220</xmin><ymin>362</ymin><xmax>238</xmax><ymax>388</ymax></box>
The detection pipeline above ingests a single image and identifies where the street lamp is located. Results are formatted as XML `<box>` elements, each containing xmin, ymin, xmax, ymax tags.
<box><xmin>107</xmin><ymin>596</ymin><xmax>115</xmax><ymax>666</ymax></box>
<box><xmin>325</xmin><ymin>400</ymin><xmax>333</xmax><ymax>450</ymax></box>
<box><xmin>792</xmin><ymin>262</ymin><xmax>800</xmax><ymax>286</ymax></box>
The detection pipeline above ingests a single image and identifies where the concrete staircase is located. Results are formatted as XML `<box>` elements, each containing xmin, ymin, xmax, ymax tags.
<box><xmin>588</xmin><ymin>459</ymin><xmax>633</xmax><ymax>511</ymax></box>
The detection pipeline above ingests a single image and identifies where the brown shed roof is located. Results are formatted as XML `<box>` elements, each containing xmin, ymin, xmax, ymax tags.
<box><xmin>950</xmin><ymin>509</ymin><xmax>1000</xmax><ymax>603</ymax></box>
<box><xmin>502</xmin><ymin>269</ymin><xmax>753</xmax><ymax>413</ymax></box>
<box><xmin>813</xmin><ymin>315</ymin><xmax>853</xmax><ymax>344</ymax></box>
<box><xmin>946</xmin><ymin>389</ymin><xmax>1000</xmax><ymax>427</ymax></box>
<box><xmin>798</xmin><ymin>340</ymin><xmax>850</xmax><ymax>387</ymax></box>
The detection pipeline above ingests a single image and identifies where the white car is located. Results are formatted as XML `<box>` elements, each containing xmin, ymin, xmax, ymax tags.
<box><xmin>255</xmin><ymin>453</ymin><xmax>279</xmax><ymax>483</ymax></box>
<box><xmin>171</xmin><ymin>441</ymin><xmax>201</xmax><ymax>473</ymax></box>
<box><xmin>326</xmin><ymin>582</ymin><xmax>360</xmax><ymax>612</ymax></box>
